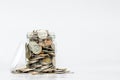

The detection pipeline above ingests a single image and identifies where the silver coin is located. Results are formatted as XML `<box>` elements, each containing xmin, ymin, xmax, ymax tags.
<box><xmin>28</xmin><ymin>41</ymin><xmax>42</xmax><ymax>54</ymax></box>
<box><xmin>52</xmin><ymin>57</ymin><xmax>56</xmax><ymax>67</ymax></box>
<box><xmin>27</xmin><ymin>32</ymin><xmax>33</xmax><ymax>39</ymax></box>
<box><xmin>28</xmin><ymin>60</ymin><xmax>38</xmax><ymax>64</ymax></box>
<box><xmin>51</xmin><ymin>44</ymin><xmax>55</xmax><ymax>50</ymax></box>
<box><xmin>25</xmin><ymin>43</ymin><xmax>31</xmax><ymax>59</ymax></box>
<box><xmin>49</xmin><ymin>32</ymin><xmax>55</xmax><ymax>40</ymax></box>
<box><xmin>34</xmin><ymin>65</ymin><xmax>42</xmax><ymax>68</ymax></box>
<box><xmin>37</xmin><ymin>30</ymin><xmax>48</xmax><ymax>39</ymax></box>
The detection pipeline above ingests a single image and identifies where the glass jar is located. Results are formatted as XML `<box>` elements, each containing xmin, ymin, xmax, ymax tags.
<box><xmin>11</xmin><ymin>29</ymin><xmax>56</xmax><ymax>73</ymax></box>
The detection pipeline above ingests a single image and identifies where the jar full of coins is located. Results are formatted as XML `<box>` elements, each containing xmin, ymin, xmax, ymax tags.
<box><xmin>25</xmin><ymin>29</ymin><xmax>56</xmax><ymax>72</ymax></box>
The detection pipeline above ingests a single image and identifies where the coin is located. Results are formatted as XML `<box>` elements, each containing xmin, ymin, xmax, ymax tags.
<box><xmin>40</xmin><ymin>65</ymin><xmax>52</xmax><ymax>70</ymax></box>
<box><xmin>28</xmin><ymin>41</ymin><xmax>42</xmax><ymax>54</ymax></box>
<box><xmin>37</xmin><ymin>30</ymin><xmax>48</xmax><ymax>39</ymax></box>
<box><xmin>52</xmin><ymin>57</ymin><xmax>56</xmax><ymax>67</ymax></box>
<box><xmin>49</xmin><ymin>53</ymin><xmax>55</xmax><ymax>56</ymax></box>
<box><xmin>48</xmin><ymin>34</ymin><xmax>55</xmax><ymax>41</ymax></box>
<box><xmin>28</xmin><ymin>60</ymin><xmax>38</xmax><ymax>64</ymax></box>
<box><xmin>42</xmin><ymin>68</ymin><xmax>55</xmax><ymax>73</ymax></box>
<box><xmin>25</xmin><ymin>43</ymin><xmax>31</xmax><ymax>59</ymax></box>
<box><xmin>17</xmin><ymin>68</ymin><xmax>33</xmax><ymax>73</ymax></box>
<box><xmin>34</xmin><ymin>65</ymin><xmax>42</xmax><ymax>68</ymax></box>
<box><xmin>31</xmin><ymin>56</ymin><xmax>44</xmax><ymax>60</ymax></box>
<box><xmin>51</xmin><ymin>44</ymin><xmax>55</xmax><ymax>50</ymax></box>
<box><xmin>44</xmin><ymin>39</ymin><xmax>52</xmax><ymax>46</ymax></box>
<box><xmin>42</xmin><ymin>50</ymin><xmax>55</xmax><ymax>53</ymax></box>
<box><xmin>27</xmin><ymin>32</ymin><xmax>33</xmax><ymax>38</ymax></box>
<box><xmin>39</xmin><ymin>54</ymin><xmax>49</xmax><ymax>57</ymax></box>
<box><xmin>42</xmin><ymin>57</ymin><xmax>52</xmax><ymax>64</ymax></box>
<box><xmin>30</xmin><ymin>71</ymin><xmax>39</xmax><ymax>75</ymax></box>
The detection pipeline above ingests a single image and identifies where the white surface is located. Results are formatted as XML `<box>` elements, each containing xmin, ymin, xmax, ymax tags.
<box><xmin>0</xmin><ymin>0</ymin><xmax>120</xmax><ymax>80</ymax></box>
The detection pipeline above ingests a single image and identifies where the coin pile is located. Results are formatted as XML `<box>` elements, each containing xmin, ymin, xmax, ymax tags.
<box><xmin>12</xmin><ymin>29</ymin><xmax>69</xmax><ymax>75</ymax></box>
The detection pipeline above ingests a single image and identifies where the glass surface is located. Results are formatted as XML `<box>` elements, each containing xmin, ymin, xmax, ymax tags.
<box><xmin>10</xmin><ymin>42</ymin><xmax>26</xmax><ymax>72</ymax></box>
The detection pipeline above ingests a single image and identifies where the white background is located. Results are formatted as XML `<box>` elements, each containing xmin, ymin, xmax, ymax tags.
<box><xmin>0</xmin><ymin>0</ymin><xmax>120</xmax><ymax>80</ymax></box>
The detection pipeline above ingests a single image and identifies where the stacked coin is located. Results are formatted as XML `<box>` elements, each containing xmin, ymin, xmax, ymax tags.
<box><xmin>12</xmin><ymin>29</ymin><xmax>69</xmax><ymax>75</ymax></box>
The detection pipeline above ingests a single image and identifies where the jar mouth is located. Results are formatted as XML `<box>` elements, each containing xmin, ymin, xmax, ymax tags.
<box><xmin>27</xmin><ymin>29</ymin><xmax>55</xmax><ymax>40</ymax></box>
